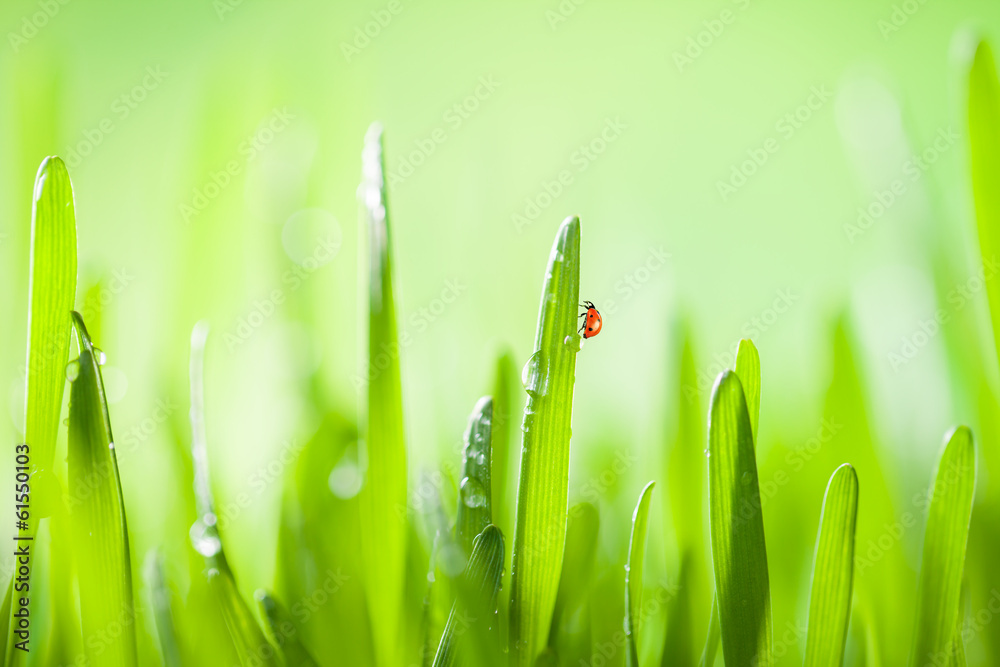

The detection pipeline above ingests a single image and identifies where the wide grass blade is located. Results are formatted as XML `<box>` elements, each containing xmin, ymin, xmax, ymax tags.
<box><xmin>255</xmin><ymin>590</ymin><xmax>321</xmax><ymax>667</ymax></box>
<box><xmin>6</xmin><ymin>156</ymin><xmax>78</xmax><ymax>663</ymax></box>
<box><xmin>456</xmin><ymin>397</ymin><xmax>493</xmax><ymax>554</ymax></box>
<box><xmin>909</xmin><ymin>427</ymin><xmax>976</xmax><ymax>667</ymax></box>
<box><xmin>358</xmin><ymin>122</ymin><xmax>408</xmax><ymax>667</ymax></box>
<box><xmin>804</xmin><ymin>464</ymin><xmax>859</xmax><ymax>667</ymax></box>
<box><xmin>625</xmin><ymin>481</ymin><xmax>655</xmax><ymax>667</ymax></box>
<box><xmin>432</xmin><ymin>525</ymin><xmax>505</xmax><ymax>667</ymax></box>
<box><xmin>67</xmin><ymin>311</ymin><xmax>137</xmax><ymax>666</ymax></box>
<box><xmin>708</xmin><ymin>370</ymin><xmax>772</xmax><ymax>667</ymax></box>
<box><xmin>509</xmin><ymin>215</ymin><xmax>581</xmax><ymax>667</ymax></box>
<box><xmin>968</xmin><ymin>40</ymin><xmax>1000</xmax><ymax>364</ymax></box>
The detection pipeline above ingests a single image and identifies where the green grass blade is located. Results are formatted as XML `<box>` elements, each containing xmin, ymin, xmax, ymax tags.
<box><xmin>255</xmin><ymin>590</ymin><xmax>320</xmax><ymax>667</ymax></box>
<box><xmin>6</xmin><ymin>156</ymin><xmax>78</xmax><ymax>663</ymax></box>
<box><xmin>432</xmin><ymin>525</ymin><xmax>505</xmax><ymax>667</ymax></box>
<box><xmin>550</xmin><ymin>502</ymin><xmax>599</xmax><ymax>641</ymax></box>
<box><xmin>909</xmin><ymin>427</ymin><xmax>976</xmax><ymax>667</ymax></box>
<box><xmin>625</xmin><ymin>481</ymin><xmax>655</xmax><ymax>667</ymax></box>
<box><xmin>358</xmin><ymin>122</ymin><xmax>408</xmax><ymax>667</ymax></box>
<box><xmin>968</xmin><ymin>40</ymin><xmax>1000</xmax><ymax>365</ymax></box>
<box><xmin>67</xmin><ymin>311</ymin><xmax>137</xmax><ymax>666</ymax></box>
<box><xmin>144</xmin><ymin>550</ymin><xmax>182</xmax><ymax>667</ymax></box>
<box><xmin>457</xmin><ymin>396</ymin><xmax>493</xmax><ymax>554</ymax></box>
<box><xmin>804</xmin><ymin>464</ymin><xmax>859</xmax><ymax>667</ymax></box>
<box><xmin>492</xmin><ymin>350</ymin><xmax>516</xmax><ymax>532</ymax></box>
<box><xmin>708</xmin><ymin>370</ymin><xmax>772</xmax><ymax>667</ymax></box>
<box><xmin>698</xmin><ymin>600</ymin><xmax>720</xmax><ymax>667</ymax></box>
<box><xmin>188</xmin><ymin>323</ymin><xmax>281</xmax><ymax>667</ymax></box>
<box><xmin>509</xmin><ymin>215</ymin><xmax>581</xmax><ymax>667</ymax></box>
<box><xmin>734</xmin><ymin>338</ymin><xmax>761</xmax><ymax>445</ymax></box>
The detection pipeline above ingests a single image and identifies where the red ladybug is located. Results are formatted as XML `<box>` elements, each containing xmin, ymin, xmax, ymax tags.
<box><xmin>578</xmin><ymin>301</ymin><xmax>603</xmax><ymax>339</ymax></box>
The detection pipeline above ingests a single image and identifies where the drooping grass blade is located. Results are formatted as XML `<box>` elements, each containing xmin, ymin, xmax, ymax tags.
<box><xmin>6</xmin><ymin>156</ymin><xmax>78</xmax><ymax>664</ymax></box>
<box><xmin>909</xmin><ymin>427</ymin><xmax>976</xmax><ymax>667</ymax></box>
<box><xmin>708</xmin><ymin>370</ymin><xmax>772</xmax><ymax>667</ymax></box>
<box><xmin>456</xmin><ymin>397</ymin><xmax>493</xmax><ymax>554</ymax></box>
<box><xmin>432</xmin><ymin>525</ymin><xmax>505</xmax><ymax>667</ymax></box>
<box><xmin>67</xmin><ymin>311</ymin><xmax>137</xmax><ymax>666</ymax></box>
<box><xmin>804</xmin><ymin>464</ymin><xmax>859</xmax><ymax>667</ymax></box>
<box><xmin>358</xmin><ymin>122</ymin><xmax>408</xmax><ymax>667</ymax></box>
<box><xmin>509</xmin><ymin>216</ymin><xmax>581</xmax><ymax>666</ymax></box>
<box><xmin>625</xmin><ymin>481</ymin><xmax>655</xmax><ymax>667</ymax></box>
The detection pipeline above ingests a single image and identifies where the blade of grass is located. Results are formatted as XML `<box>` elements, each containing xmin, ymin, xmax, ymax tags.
<box><xmin>700</xmin><ymin>338</ymin><xmax>760</xmax><ymax>665</ymax></box>
<box><xmin>255</xmin><ymin>590</ymin><xmax>320</xmax><ymax>667</ymax></box>
<box><xmin>67</xmin><ymin>311</ymin><xmax>137</xmax><ymax>666</ymax></box>
<box><xmin>550</xmin><ymin>502</ymin><xmax>599</xmax><ymax>642</ymax></box>
<box><xmin>625</xmin><ymin>481</ymin><xmax>655</xmax><ymax>667</ymax></box>
<box><xmin>492</xmin><ymin>350</ymin><xmax>516</xmax><ymax>533</ymax></box>
<box><xmin>909</xmin><ymin>427</ymin><xmax>976</xmax><ymax>667</ymax></box>
<box><xmin>145</xmin><ymin>550</ymin><xmax>182</xmax><ymax>667</ymax></box>
<box><xmin>358</xmin><ymin>122</ymin><xmax>408</xmax><ymax>667</ymax></box>
<box><xmin>509</xmin><ymin>215</ymin><xmax>582</xmax><ymax>667</ymax></box>
<box><xmin>432</xmin><ymin>525</ymin><xmax>505</xmax><ymax>667</ymax></box>
<box><xmin>457</xmin><ymin>397</ymin><xmax>493</xmax><ymax>554</ymax></box>
<box><xmin>968</xmin><ymin>40</ymin><xmax>1000</xmax><ymax>366</ymax></box>
<box><xmin>188</xmin><ymin>323</ymin><xmax>281</xmax><ymax>667</ymax></box>
<box><xmin>804</xmin><ymin>464</ymin><xmax>859</xmax><ymax>667</ymax></box>
<box><xmin>6</xmin><ymin>156</ymin><xmax>78</xmax><ymax>664</ymax></box>
<box><xmin>708</xmin><ymin>370</ymin><xmax>772</xmax><ymax>667</ymax></box>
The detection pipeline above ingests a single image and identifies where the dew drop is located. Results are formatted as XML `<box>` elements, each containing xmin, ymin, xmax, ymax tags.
<box><xmin>563</xmin><ymin>334</ymin><xmax>584</xmax><ymax>351</ymax></box>
<box><xmin>93</xmin><ymin>347</ymin><xmax>107</xmax><ymax>366</ymax></box>
<box><xmin>189</xmin><ymin>514</ymin><xmax>222</xmax><ymax>557</ymax></box>
<box><xmin>65</xmin><ymin>359</ymin><xmax>80</xmax><ymax>382</ymax></box>
<box><xmin>329</xmin><ymin>444</ymin><xmax>363</xmax><ymax>500</ymax></box>
<box><xmin>741</xmin><ymin>471</ymin><xmax>753</xmax><ymax>485</ymax></box>
<box><xmin>460</xmin><ymin>477</ymin><xmax>487</xmax><ymax>508</ymax></box>
<box><xmin>475</xmin><ymin>451</ymin><xmax>487</xmax><ymax>466</ymax></box>
<box><xmin>520</xmin><ymin>351</ymin><xmax>548</xmax><ymax>398</ymax></box>
<box><xmin>704</xmin><ymin>448</ymin><xmax>711</xmax><ymax>458</ymax></box>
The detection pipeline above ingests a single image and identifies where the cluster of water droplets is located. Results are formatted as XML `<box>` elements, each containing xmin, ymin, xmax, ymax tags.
<box><xmin>459</xmin><ymin>402</ymin><xmax>490</xmax><ymax>510</ymax></box>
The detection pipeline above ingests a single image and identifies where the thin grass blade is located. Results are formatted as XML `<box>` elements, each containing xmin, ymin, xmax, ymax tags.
<box><xmin>358</xmin><ymin>122</ymin><xmax>408</xmax><ymax>667</ymax></box>
<box><xmin>804</xmin><ymin>464</ymin><xmax>859</xmax><ymax>667</ymax></box>
<box><xmin>509</xmin><ymin>216</ymin><xmax>581</xmax><ymax>666</ymax></box>
<box><xmin>67</xmin><ymin>311</ymin><xmax>137</xmax><ymax>666</ymax></box>
<box><xmin>909</xmin><ymin>427</ymin><xmax>976</xmax><ymax>667</ymax></box>
<box><xmin>625</xmin><ymin>481</ymin><xmax>655</xmax><ymax>667</ymax></box>
<box><xmin>255</xmin><ymin>590</ymin><xmax>320</xmax><ymax>667</ymax></box>
<box><xmin>457</xmin><ymin>397</ymin><xmax>493</xmax><ymax>554</ymax></box>
<box><xmin>432</xmin><ymin>525</ymin><xmax>505</xmax><ymax>667</ymax></box>
<box><xmin>145</xmin><ymin>550</ymin><xmax>182</xmax><ymax>667</ymax></box>
<box><xmin>708</xmin><ymin>370</ymin><xmax>772</xmax><ymax>667</ymax></box>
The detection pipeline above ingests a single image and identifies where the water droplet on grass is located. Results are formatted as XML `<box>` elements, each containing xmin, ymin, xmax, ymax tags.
<box><xmin>65</xmin><ymin>360</ymin><xmax>80</xmax><ymax>382</ymax></box>
<box><xmin>460</xmin><ymin>477</ymin><xmax>487</xmax><ymax>508</ymax></box>
<box><xmin>189</xmin><ymin>514</ymin><xmax>222</xmax><ymax>557</ymax></box>
<box><xmin>521</xmin><ymin>351</ymin><xmax>548</xmax><ymax>397</ymax></box>
<box><xmin>93</xmin><ymin>347</ymin><xmax>107</xmax><ymax>366</ymax></box>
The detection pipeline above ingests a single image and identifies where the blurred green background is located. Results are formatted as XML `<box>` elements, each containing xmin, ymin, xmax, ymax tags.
<box><xmin>2</xmin><ymin>0</ymin><xmax>1000</xmax><ymax>664</ymax></box>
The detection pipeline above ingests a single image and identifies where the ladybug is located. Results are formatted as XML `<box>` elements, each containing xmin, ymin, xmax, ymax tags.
<box><xmin>578</xmin><ymin>301</ymin><xmax>603</xmax><ymax>339</ymax></box>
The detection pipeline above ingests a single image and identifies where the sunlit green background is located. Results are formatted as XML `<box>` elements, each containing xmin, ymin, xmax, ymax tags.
<box><xmin>2</xmin><ymin>0</ymin><xmax>1000</xmax><ymax>664</ymax></box>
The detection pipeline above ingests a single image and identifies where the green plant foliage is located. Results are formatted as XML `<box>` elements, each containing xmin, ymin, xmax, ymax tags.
<box><xmin>625</xmin><ymin>481</ymin><xmax>655</xmax><ymax>667</ymax></box>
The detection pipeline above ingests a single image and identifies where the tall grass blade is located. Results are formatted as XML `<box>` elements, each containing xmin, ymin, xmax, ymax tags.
<box><xmin>698</xmin><ymin>601</ymin><xmax>720</xmax><ymax>667</ymax></box>
<box><xmin>255</xmin><ymin>590</ymin><xmax>320</xmax><ymax>667</ymax></box>
<box><xmin>625</xmin><ymin>481</ymin><xmax>655</xmax><ymax>667</ymax></box>
<box><xmin>909</xmin><ymin>427</ymin><xmax>976</xmax><ymax>667</ymax></box>
<box><xmin>6</xmin><ymin>156</ymin><xmax>78</xmax><ymax>663</ymax></box>
<box><xmin>67</xmin><ymin>311</ymin><xmax>137</xmax><ymax>666</ymax></box>
<box><xmin>492</xmin><ymin>350</ymin><xmax>516</xmax><ymax>534</ymax></box>
<box><xmin>432</xmin><ymin>525</ymin><xmax>505</xmax><ymax>667</ymax></box>
<box><xmin>358</xmin><ymin>122</ymin><xmax>408</xmax><ymax>667</ymax></box>
<box><xmin>968</xmin><ymin>40</ymin><xmax>1000</xmax><ymax>364</ymax></box>
<box><xmin>804</xmin><ymin>463</ymin><xmax>859</xmax><ymax>667</ymax></box>
<box><xmin>145</xmin><ymin>550</ymin><xmax>182</xmax><ymax>667</ymax></box>
<box><xmin>708</xmin><ymin>370</ymin><xmax>772</xmax><ymax>667</ymax></box>
<box><xmin>509</xmin><ymin>216</ymin><xmax>582</xmax><ymax>666</ymax></box>
<box><xmin>457</xmin><ymin>397</ymin><xmax>493</xmax><ymax>554</ymax></box>
<box><xmin>188</xmin><ymin>323</ymin><xmax>280</xmax><ymax>667</ymax></box>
